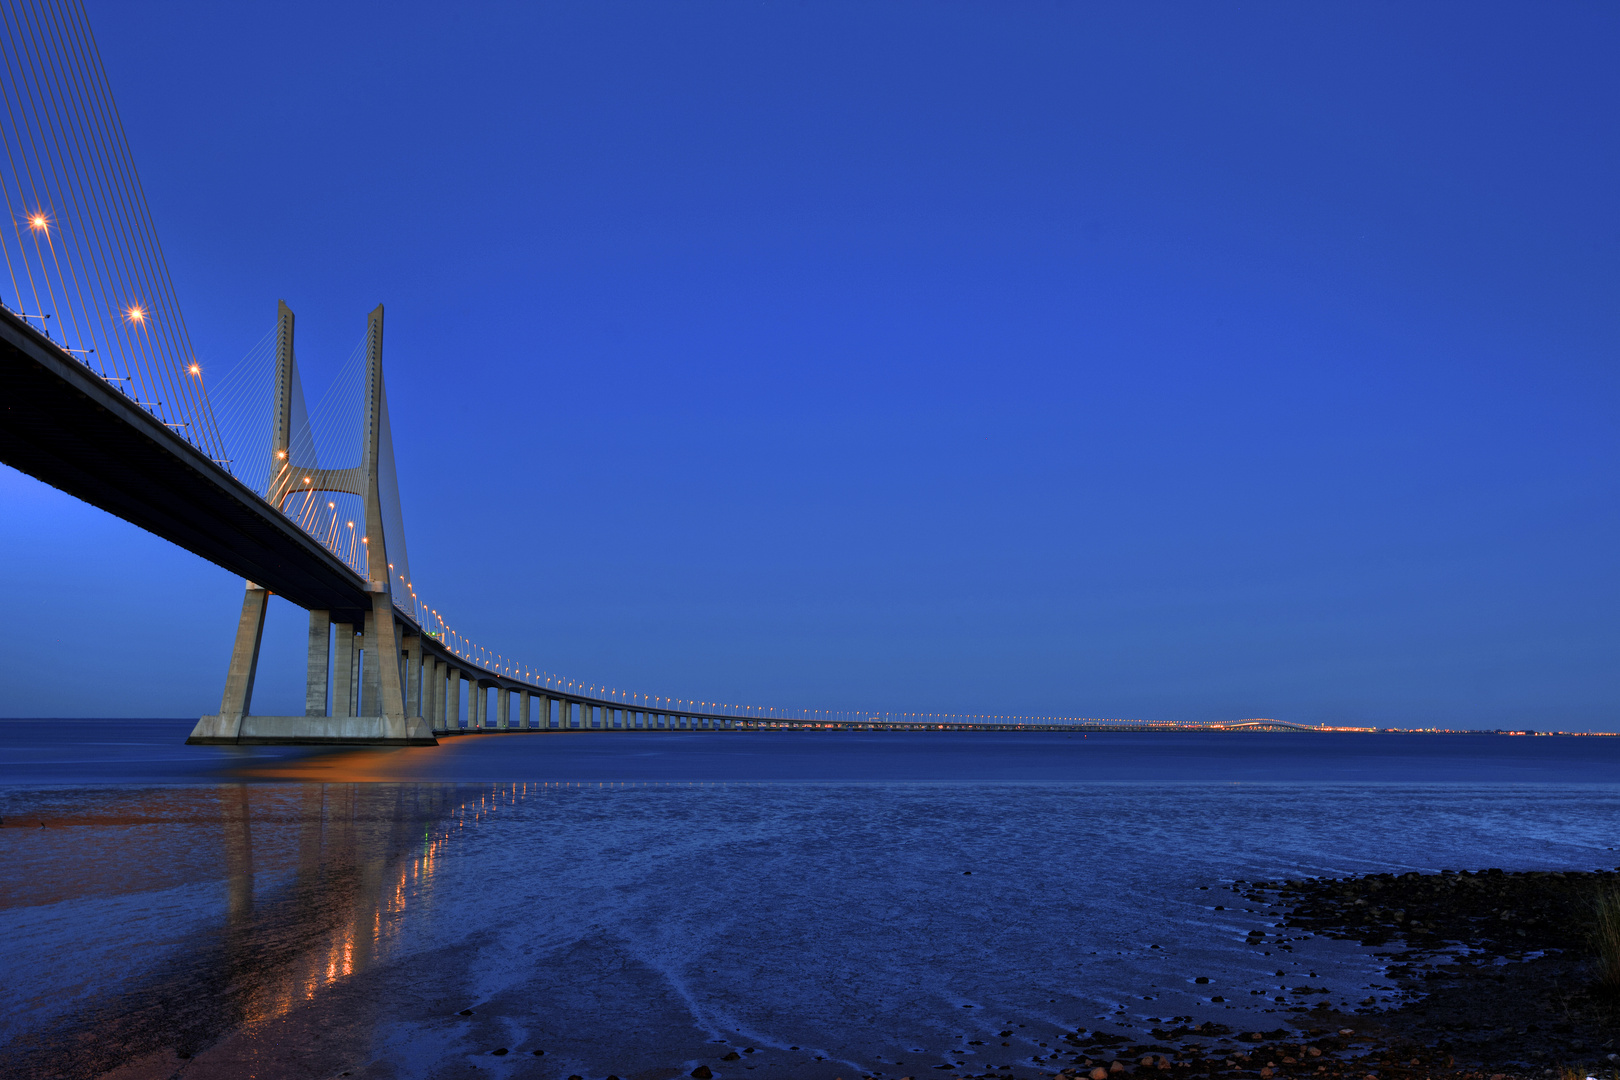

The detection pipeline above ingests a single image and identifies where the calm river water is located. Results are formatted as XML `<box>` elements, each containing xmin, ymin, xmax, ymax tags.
<box><xmin>2</xmin><ymin>723</ymin><xmax>1617</xmax><ymax>1080</ymax></box>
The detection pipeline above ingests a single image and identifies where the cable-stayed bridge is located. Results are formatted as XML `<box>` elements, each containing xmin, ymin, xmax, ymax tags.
<box><xmin>0</xmin><ymin>0</ymin><xmax>1323</xmax><ymax>744</ymax></box>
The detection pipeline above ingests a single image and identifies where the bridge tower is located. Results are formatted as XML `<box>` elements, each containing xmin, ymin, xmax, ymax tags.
<box><xmin>188</xmin><ymin>303</ymin><xmax>433</xmax><ymax>746</ymax></box>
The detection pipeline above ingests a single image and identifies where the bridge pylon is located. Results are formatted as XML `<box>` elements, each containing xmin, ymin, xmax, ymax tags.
<box><xmin>188</xmin><ymin>303</ymin><xmax>435</xmax><ymax>746</ymax></box>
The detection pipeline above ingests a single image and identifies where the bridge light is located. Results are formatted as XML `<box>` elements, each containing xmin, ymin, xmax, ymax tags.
<box><xmin>188</xmin><ymin>363</ymin><xmax>200</xmax><ymax>375</ymax></box>
<box><xmin>126</xmin><ymin>305</ymin><xmax>145</xmax><ymax>323</ymax></box>
<box><xmin>27</xmin><ymin>212</ymin><xmax>48</xmax><ymax>231</ymax></box>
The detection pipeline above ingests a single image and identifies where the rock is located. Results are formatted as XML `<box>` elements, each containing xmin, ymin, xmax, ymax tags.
<box><xmin>490</xmin><ymin>1048</ymin><xmax>508</xmax><ymax>1056</ymax></box>
<box><xmin>691</xmin><ymin>1068</ymin><xmax>713</xmax><ymax>1079</ymax></box>
<box><xmin>458</xmin><ymin>1009</ymin><xmax>474</xmax><ymax>1016</ymax></box>
<box><xmin>722</xmin><ymin>1052</ymin><xmax>741</xmax><ymax>1061</ymax></box>
<box><xmin>1110</xmin><ymin>1061</ymin><xmax>1126</xmax><ymax>1073</ymax></box>
<box><xmin>1090</xmin><ymin>1069</ymin><xmax>1109</xmax><ymax>1080</ymax></box>
<box><xmin>1259</xmin><ymin>1069</ymin><xmax>1273</xmax><ymax>1078</ymax></box>
<box><xmin>1194</xmin><ymin>977</ymin><xmax>1209</xmax><ymax>984</ymax></box>
<box><xmin>1337</xmin><ymin>1029</ymin><xmax>1353</xmax><ymax>1036</ymax></box>
<box><xmin>532</xmin><ymin>1050</ymin><xmax>545</xmax><ymax>1056</ymax></box>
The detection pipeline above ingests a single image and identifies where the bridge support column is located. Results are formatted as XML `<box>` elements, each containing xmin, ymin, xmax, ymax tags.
<box><xmin>305</xmin><ymin>610</ymin><xmax>331</xmax><ymax>716</ymax></box>
<box><xmin>519</xmin><ymin>690</ymin><xmax>531</xmax><ymax>730</ymax></box>
<box><xmin>190</xmin><ymin>584</ymin><xmax>269</xmax><ymax>741</ymax></box>
<box><xmin>404</xmin><ymin>633</ymin><xmax>422</xmax><ymax>720</ymax></box>
<box><xmin>447</xmin><ymin>669</ymin><xmax>462</xmax><ymax>730</ymax></box>
<box><xmin>497</xmin><ymin>687</ymin><xmax>511</xmax><ymax>730</ymax></box>
<box><xmin>535</xmin><ymin>694</ymin><xmax>549</xmax><ymax>730</ymax></box>
<box><xmin>474</xmin><ymin>682</ymin><xmax>487</xmax><ymax>729</ymax></box>
<box><xmin>333</xmin><ymin>623</ymin><xmax>358</xmax><ymax>717</ymax></box>
<box><xmin>435</xmin><ymin>662</ymin><xmax>449</xmax><ymax>731</ymax></box>
<box><xmin>424</xmin><ymin>657</ymin><xmax>440</xmax><ymax>733</ymax></box>
<box><xmin>360</xmin><ymin>609</ymin><xmax>379</xmax><ymax>718</ymax></box>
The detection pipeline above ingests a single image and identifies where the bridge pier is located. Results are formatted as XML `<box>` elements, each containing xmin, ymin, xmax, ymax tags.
<box><xmin>189</xmin><ymin>584</ymin><xmax>270</xmax><ymax>741</ymax></box>
<box><xmin>333</xmin><ymin>621</ymin><xmax>358</xmax><ymax>717</ymax></box>
<box><xmin>423</xmin><ymin>656</ymin><xmax>439</xmax><ymax>733</ymax></box>
<box><xmin>404</xmin><ymin>634</ymin><xmax>422</xmax><ymax>719</ymax></box>
<box><xmin>305</xmin><ymin>610</ymin><xmax>330</xmax><ymax>716</ymax></box>
<box><xmin>188</xmin><ymin>595</ymin><xmax>434</xmax><ymax>747</ymax></box>
<box><xmin>359</xmin><ymin>610</ymin><xmax>381</xmax><ymax>718</ymax></box>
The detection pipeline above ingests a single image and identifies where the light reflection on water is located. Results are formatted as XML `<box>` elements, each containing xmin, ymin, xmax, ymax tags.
<box><xmin>3</xmin><ymin>727</ymin><xmax>1620</xmax><ymax>1080</ymax></box>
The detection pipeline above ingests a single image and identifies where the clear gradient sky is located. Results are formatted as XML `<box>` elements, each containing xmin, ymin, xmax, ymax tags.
<box><xmin>2</xmin><ymin>1</ymin><xmax>1616</xmax><ymax>728</ymax></box>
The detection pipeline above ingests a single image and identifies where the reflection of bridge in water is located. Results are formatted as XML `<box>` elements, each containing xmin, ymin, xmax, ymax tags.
<box><xmin>0</xmin><ymin>1</ymin><xmax>1326</xmax><ymax>745</ymax></box>
<box><xmin>1</xmin><ymin>782</ymin><xmax>470</xmax><ymax>1072</ymax></box>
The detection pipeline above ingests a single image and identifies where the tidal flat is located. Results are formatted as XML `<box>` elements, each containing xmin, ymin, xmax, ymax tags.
<box><xmin>2</xmin><ymin>724</ymin><xmax>1618</xmax><ymax>1080</ymax></box>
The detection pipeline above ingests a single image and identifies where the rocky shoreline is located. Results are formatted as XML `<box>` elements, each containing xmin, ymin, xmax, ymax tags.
<box><xmin>1245</xmin><ymin>867</ymin><xmax>1620</xmax><ymax>1075</ymax></box>
<box><xmin>833</xmin><ymin>869</ymin><xmax>1620</xmax><ymax>1080</ymax></box>
<box><xmin>986</xmin><ymin>869</ymin><xmax>1620</xmax><ymax>1080</ymax></box>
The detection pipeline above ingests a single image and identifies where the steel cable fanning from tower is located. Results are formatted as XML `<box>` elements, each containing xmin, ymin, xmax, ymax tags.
<box><xmin>0</xmin><ymin>0</ymin><xmax>226</xmax><ymax>462</ymax></box>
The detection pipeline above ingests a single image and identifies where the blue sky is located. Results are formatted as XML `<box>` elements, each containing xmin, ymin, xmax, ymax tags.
<box><xmin>3</xmin><ymin>1</ymin><xmax>1616</xmax><ymax>727</ymax></box>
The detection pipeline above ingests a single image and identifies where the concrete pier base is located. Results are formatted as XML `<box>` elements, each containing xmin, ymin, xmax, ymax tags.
<box><xmin>187</xmin><ymin>714</ymin><xmax>437</xmax><ymax>746</ymax></box>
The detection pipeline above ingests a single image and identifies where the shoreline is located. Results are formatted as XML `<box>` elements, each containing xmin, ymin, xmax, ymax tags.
<box><xmin>1122</xmin><ymin>868</ymin><xmax>1620</xmax><ymax>1080</ymax></box>
<box><xmin>924</xmin><ymin>870</ymin><xmax>1620</xmax><ymax>1080</ymax></box>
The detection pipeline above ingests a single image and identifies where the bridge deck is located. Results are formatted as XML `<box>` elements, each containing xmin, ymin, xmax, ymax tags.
<box><xmin>0</xmin><ymin>308</ymin><xmax>372</xmax><ymax>623</ymax></box>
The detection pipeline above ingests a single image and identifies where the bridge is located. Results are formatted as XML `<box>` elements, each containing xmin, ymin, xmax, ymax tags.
<box><xmin>0</xmin><ymin>0</ymin><xmax>1324</xmax><ymax>745</ymax></box>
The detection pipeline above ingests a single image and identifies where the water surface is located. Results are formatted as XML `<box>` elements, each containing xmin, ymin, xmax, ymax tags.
<box><xmin>3</xmin><ymin>723</ymin><xmax>1617</xmax><ymax>1080</ymax></box>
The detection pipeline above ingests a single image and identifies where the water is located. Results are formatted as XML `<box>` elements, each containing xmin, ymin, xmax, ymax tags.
<box><xmin>3</xmin><ymin>722</ymin><xmax>1618</xmax><ymax>1080</ymax></box>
